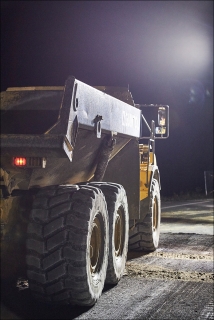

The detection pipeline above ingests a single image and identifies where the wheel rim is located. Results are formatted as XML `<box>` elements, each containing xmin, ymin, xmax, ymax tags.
<box><xmin>90</xmin><ymin>215</ymin><xmax>103</xmax><ymax>274</ymax></box>
<box><xmin>153</xmin><ymin>196</ymin><xmax>158</xmax><ymax>232</ymax></box>
<box><xmin>114</xmin><ymin>207</ymin><xmax>124</xmax><ymax>257</ymax></box>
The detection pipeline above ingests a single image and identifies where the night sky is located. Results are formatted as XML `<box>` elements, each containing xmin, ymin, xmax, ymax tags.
<box><xmin>1</xmin><ymin>1</ymin><xmax>213</xmax><ymax>197</ymax></box>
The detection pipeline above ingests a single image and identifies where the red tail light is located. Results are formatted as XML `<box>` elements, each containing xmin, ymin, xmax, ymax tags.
<box><xmin>14</xmin><ymin>157</ymin><xmax>27</xmax><ymax>166</ymax></box>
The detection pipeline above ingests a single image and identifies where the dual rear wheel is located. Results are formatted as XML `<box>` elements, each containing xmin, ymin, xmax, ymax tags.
<box><xmin>26</xmin><ymin>183</ymin><xmax>129</xmax><ymax>306</ymax></box>
<box><xmin>89</xmin><ymin>182</ymin><xmax>129</xmax><ymax>284</ymax></box>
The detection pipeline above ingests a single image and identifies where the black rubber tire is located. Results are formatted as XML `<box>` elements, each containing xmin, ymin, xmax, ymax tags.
<box><xmin>26</xmin><ymin>184</ymin><xmax>109</xmax><ymax>306</ymax></box>
<box><xmin>88</xmin><ymin>182</ymin><xmax>129</xmax><ymax>284</ymax></box>
<box><xmin>129</xmin><ymin>179</ymin><xmax>161</xmax><ymax>252</ymax></box>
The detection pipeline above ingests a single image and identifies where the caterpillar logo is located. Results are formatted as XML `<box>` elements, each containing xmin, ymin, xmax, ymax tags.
<box><xmin>122</xmin><ymin>111</ymin><xmax>137</xmax><ymax>128</ymax></box>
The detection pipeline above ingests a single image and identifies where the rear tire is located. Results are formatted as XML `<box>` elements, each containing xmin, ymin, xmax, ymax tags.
<box><xmin>129</xmin><ymin>179</ymin><xmax>161</xmax><ymax>252</ymax></box>
<box><xmin>26</xmin><ymin>184</ymin><xmax>109</xmax><ymax>306</ymax></box>
<box><xmin>89</xmin><ymin>182</ymin><xmax>129</xmax><ymax>284</ymax></box>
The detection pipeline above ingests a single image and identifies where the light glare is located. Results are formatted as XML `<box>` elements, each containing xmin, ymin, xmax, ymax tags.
<box><xmin>178</xmin><ymin>35</ymin><xmax>209</xmax><ymax>66</ymax></box>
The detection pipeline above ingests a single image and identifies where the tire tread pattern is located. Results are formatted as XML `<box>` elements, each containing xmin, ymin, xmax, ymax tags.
<box><xmin>129</xmin><ymin>179</ymin><xmax>161</xmax><ymax>252</ymax></box>
<box><xmin>26</xmin><ymin>184</ymin><xmax>107</xmax><ymax>306</ymax></box>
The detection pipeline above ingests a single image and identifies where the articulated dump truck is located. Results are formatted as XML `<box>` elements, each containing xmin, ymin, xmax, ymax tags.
<box><xmin>0</xmin><ymin>76</ymin><xmax>169</xmax><ymax>306</ymax></box>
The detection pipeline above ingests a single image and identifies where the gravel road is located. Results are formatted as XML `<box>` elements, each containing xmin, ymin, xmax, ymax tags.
<box><xmin>1</xmin><ymin>199</ymin><xmax>213</xmax><ymax>319</ymax></box>
<box><xmin>75</xmin><ymin>233</ymin><xmax>214</xmax><ymax>320</ymax></box>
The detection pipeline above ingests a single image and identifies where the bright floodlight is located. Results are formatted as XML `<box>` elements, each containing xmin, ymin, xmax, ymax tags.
<box><xmin>173</xmin><ymin>31</ymin><xmax>211</xmax><ymax>74</ymax></box>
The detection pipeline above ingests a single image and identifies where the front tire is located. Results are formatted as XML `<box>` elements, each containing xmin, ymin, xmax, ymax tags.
<box><xmin>26</xmin><ymin>184</ymin><xmax>109</xmax><ymax>306</ymax></box>
<box><xmin>129</xmin><ymin>179</ymin><xmax>161</xmax><ymax>251</ymax></box>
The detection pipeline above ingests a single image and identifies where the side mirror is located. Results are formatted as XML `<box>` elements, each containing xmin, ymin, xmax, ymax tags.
<box><xmin>155</xmin><ymin>106</ymin><xmax>169</xmax><ymax>138</ymax></box>
<box><xmin>158</xmin><ymin>107</ymin><xmax>166</xmax><ymax>126</ymax></box>
<box><xmin>137</xmin><ymin>104</ymin><xmax>169</xmax><ymax>139</ymax></box>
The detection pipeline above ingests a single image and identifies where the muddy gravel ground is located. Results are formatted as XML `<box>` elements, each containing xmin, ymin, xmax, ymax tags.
<box><xmin>1</xmin><ymin>233</ymin><xmax>213</xmax><ymax>320</ymax></box>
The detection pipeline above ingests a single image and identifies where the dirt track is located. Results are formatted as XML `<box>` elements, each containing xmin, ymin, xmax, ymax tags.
<box><xmin>127</xmin><ymin>227</ymin><xmax>213</xmax><ymax>284</ymax></box>
<box><xmin>1</xmin><ymin>199</ymin><xmax>213</xmax><ymax>319</ymax></box>
<box><xmin>75</xmin><ymin>233</ymin><xmax>214</xmax><ymax>320</ymax></box>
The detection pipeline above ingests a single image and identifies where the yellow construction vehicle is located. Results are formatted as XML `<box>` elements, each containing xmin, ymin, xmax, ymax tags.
<box><xmin>0</xmin><ymin>76</ymin><xmax>169</xmax><ymax>306</ymax></box>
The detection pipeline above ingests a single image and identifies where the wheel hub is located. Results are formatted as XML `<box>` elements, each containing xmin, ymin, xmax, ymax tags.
<box><xmin>153</xmin><ymin>197</ymin><xmax>158</xmax><ymax>232</ymax></box>
<box><xmin>90</xmin><ymin>216</ymin><xmax>102</xmax><ymax>274</ymax></box>
<box><xmin>114</xmin><ymin>207</ymin><xmax>124</xmax><ymax>257</ymax></box>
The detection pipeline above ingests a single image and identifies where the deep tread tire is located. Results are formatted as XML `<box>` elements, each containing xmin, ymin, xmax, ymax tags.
<box><xmin>26</xmin><ymin>184</ymin><xmax>109</xmax><ymax>306</ymax></box>
<box><xmin>129</xmin><ymin>179</ymin><xmax>161</xmax><ymax>252</ymax></box>
<box><xmin>88</xmin><ymin>182</ymin><xmax>129</xmax><ymax>284</ymax></box>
